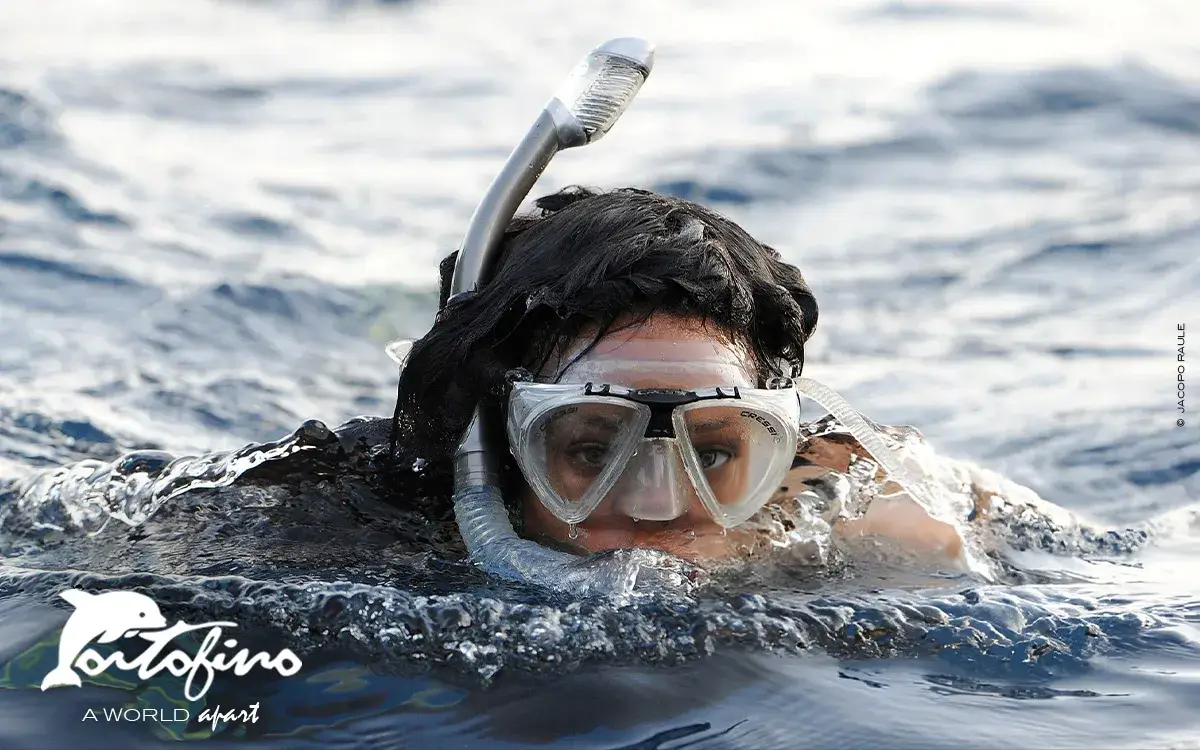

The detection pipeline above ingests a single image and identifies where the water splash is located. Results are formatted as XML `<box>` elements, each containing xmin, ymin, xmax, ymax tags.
<box><xmin>0</xmin><ymin>563</ymin><xmax>1186</xmax><ymax>690</ymax></box>
<box><xmin>0</xmin><ymin>414</ymin><xmax>1185</xmax><ymax>690</ymax></box>
<box><xmin>0</xmin><ymin>420</ymin><xmax>337</xmax><ymax>541</ymax></box>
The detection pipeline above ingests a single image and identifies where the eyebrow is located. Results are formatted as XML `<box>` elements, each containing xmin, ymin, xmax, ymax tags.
<box><xmin>547</xmin><ymin>413</ymin><xmax>624</xmax><ymax>434</ymax></box>
<box><xmin>688</xmin><ymin>417</ymin><xmax>734</xmax><ymax>432</ymax></box>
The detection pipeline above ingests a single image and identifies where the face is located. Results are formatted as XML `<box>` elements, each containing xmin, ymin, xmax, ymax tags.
<box><xmin>519</xmin><ymin>313</ymin><xmax>766</xmax><ymax>560</ymax></box>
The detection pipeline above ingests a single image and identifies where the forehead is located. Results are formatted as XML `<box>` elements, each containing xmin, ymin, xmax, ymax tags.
<box><xmin>548</xmin><ymin>319</ymin><xmax>756</xmax><ymax>388</ymax></box>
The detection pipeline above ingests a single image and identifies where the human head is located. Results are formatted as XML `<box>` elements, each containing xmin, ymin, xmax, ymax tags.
<box><xmin>392</xmin><ymin>187</ymin><xmax>819</xmax><ymax>558</ymax></box>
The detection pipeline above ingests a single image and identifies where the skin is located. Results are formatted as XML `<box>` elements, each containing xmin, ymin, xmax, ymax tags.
<box><xmin>520</xmin><ymin>313</ymin><xmax>965</xmax><ymax>562</ymax></box>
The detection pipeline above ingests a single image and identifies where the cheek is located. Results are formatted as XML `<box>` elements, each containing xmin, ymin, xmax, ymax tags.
<box><xmin>521</xmin><ymin>486</ymin><xmax>586</xmax><ymax>540</ymax></box>
<box><xmin>521</xmin><ymin>487</ymin><xmax>556</xmax><ymax>532</ymax></box>
<box><xmin>522</xmin><ymin>498</ymin><xmax>637</xmax><ymax>553</ymax></box>
<box><xmin>520</xmin><ymin>484</ymin><xmax>745</xmax><ymax>560</ymax></box>
<box><xmin>545</xmin><ymin>452</ymin><xmax>597</xmax><ymax>500</ymax></box>
<box><xmin>705</xmin><ymin>459</ymin><xmax>749</xmax><ymax>503</ymax></box>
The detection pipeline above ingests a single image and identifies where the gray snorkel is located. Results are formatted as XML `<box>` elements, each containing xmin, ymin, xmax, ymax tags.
<box><xmin>443</xmin><ymin>39</ymin><xmax>677</xmax><ymax>595</ymax></box>
<box><xmin>448</xmin><ymin>37</ymin><xmax>655</xmax><ymax>493</ymax></box>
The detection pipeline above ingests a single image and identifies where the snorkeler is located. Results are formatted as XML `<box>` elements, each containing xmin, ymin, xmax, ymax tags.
<box><xmin>383</xmin><ymin>39</ymin><xmax>964</xmax><ymax>594</ymax></box>
<box><xmin>388</xmin><ymin>185</ymin><xmax>962</xmax><ymax>575</ymax></box>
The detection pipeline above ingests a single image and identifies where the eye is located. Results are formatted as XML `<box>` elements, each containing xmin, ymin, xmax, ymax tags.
<box><xmin>139</xmin><ymin>612</ymin><xmax>146</xmax><ymax>618</ymax></box>
<box><xmin>567</xmin><ymin>443</ymin><xmax>611</xmax><ymax>469</ymax></box>
<box><xmin>697</xmin><ymin>447</ymin><xmax>733</xmax><ymax>470</ymax></box>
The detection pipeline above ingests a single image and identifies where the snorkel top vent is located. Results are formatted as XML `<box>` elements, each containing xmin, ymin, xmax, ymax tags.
<box><xmin>550</xmin><ymin>38</ymin><xmax>655</xmax><ymax>146</ymax></box>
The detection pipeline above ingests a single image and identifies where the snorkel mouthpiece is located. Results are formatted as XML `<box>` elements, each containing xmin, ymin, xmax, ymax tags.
<box><xmin>444</xmin><ymin>39</ymin><xmax>662</xmax><ymax>596</ymax></box>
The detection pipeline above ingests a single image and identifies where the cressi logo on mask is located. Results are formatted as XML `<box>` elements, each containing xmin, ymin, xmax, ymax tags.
<box><xmin>739</xmin><ymin>410</ymin><xmax>780</xmax><ymax>439</ymax></box>
<box><xmin>41</xmin><ymin>588</ymin><xmax>302</xmax><ymax>701</ymax></box>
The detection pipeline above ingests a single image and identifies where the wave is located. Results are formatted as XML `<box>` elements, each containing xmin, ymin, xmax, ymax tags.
<box><xmin>652</xmin><ymin>62</ymin><xmax>1200</xmax><ymax>206</ymax></box>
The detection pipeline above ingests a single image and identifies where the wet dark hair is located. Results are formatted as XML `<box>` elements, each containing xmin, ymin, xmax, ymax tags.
<box><xmin>387</xmin><ymin>187</ymin><xmax>819</xmax><ymax>505</ymax></box>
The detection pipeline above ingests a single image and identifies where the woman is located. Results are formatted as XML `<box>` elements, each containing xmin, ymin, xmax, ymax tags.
<box><xmin>387</xmin><ymin>186</ymin><xmax>966</xmax><ymax>568</ymax></box>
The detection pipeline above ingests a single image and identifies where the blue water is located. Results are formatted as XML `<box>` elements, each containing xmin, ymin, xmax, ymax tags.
<box><xmin>2</xmin><ymin>1</ymin><xmax>1199</xmax><ymax>748</ymax></box>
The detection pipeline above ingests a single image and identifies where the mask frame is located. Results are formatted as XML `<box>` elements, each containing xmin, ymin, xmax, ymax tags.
<box><xmin>507</xmin><ymin>380</ymin><xmax>801</xmax><ymax>527</ymax></box>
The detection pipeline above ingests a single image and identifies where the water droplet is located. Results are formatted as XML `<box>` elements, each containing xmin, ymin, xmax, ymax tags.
<box><xmin>568</xmin><ymin>524</ymin><xmax>579</xmax><ymax>540</ymax></box>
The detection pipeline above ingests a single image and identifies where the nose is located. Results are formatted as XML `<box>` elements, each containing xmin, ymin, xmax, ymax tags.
<box><xmin>613</xmin><ymin>439</ymin><xmax>690</xmax><ymax>521</ymax></box>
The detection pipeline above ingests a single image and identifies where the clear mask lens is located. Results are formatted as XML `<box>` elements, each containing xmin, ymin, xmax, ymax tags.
<box><xmin>674</xmin><ymin>401</ymin><xmax>798</xmax><ymax>527</ymax></box>
<box><xmin>511</xmin><ymin>391</ymin><xmax>647</xmax><ymax>525</ymax></box>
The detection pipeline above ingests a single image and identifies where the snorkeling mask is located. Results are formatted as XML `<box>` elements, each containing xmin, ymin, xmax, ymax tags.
<box><xmin>506</xmin><ymin>336</ymin><xmax>802</xmax><ymax>530</ymax></box>
<box><xmin>508</xmin><ymin>380</ymin><xmax>801</xmax><ymax>528</ymax></box>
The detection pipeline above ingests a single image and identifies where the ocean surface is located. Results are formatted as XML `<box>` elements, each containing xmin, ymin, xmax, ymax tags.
<box><xmin>1</xmin><ymin>0</ymin><xmax>1198</xmax><ymax>748</ymax></box>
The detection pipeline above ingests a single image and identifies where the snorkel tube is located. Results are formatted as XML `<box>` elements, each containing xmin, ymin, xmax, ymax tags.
<box><xmin>446</xmin><ymin>39</ymin><xmax>669</xmax><ymax>595</ymax></box>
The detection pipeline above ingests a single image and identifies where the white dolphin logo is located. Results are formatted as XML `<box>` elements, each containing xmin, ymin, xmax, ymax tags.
<box><xmin>40</xmin><ymin>588</ymin><xmax>168</xmax><ymax>691</ymax></box>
